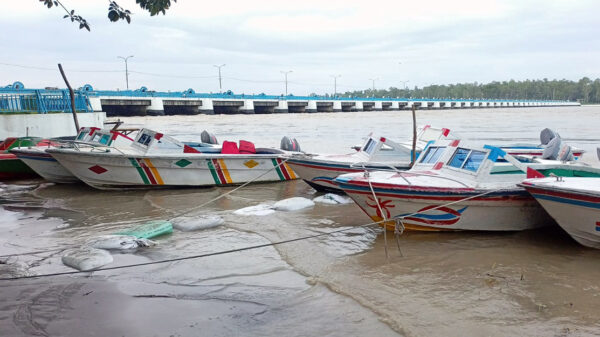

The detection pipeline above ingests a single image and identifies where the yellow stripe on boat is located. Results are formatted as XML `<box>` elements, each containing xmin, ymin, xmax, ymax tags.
<box><xmin>144</xmin><ymin>158</ymin><xmax>165</xmax><ymax>185</ymax></box>
<box><xmin>218</xmin><ymin>159</ymin><xmax>233</xmax><ymax>184</ymax></box>
<box><xmin>284</xmin><ymin>163</ymin><xmax>297</xmax><ymax>179</ymax></box>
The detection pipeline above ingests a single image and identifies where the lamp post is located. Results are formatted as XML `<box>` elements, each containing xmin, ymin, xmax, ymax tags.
<box><xmin>117</xmin><ymin>55</ymin><xmax>134</xmax><ymax>90</ymax></box>
<box><xmin>280</xmin><ymin>70</ymin><xmax>292</xmax><ymax>95</ymax></box>
<box><xmin>213</xmin><ymin>64</ymin><xmax>226</xmax><ymax>93</ymax></box>
<box><xmin>369</xmin><ymin>78</ymin><xmax>379</xmax><ymax>92</ymax></box>
<box><xmin>331</xmin><ymin>74</ymin><xmax>341</xmax><ymax>97</ymax></box>
<box><xmin>401</xmin><ymin>80</ymin><xmax>410</xmax><ymax>90</ymax></box>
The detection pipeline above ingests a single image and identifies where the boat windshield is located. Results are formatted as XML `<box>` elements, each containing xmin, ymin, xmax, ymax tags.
<box><xmin>99</xmin><ymin>134</ymin><xmax>111</xmax><ymax>145</ymax></box>
<box><xmin>76</xmin><ymin>131</ymin><xmax>86</xmax><ymax>141</ymax></box>
<box><xmin>137</xmin><ymin>133</ymin><xmax>152</xmax><ymax>146</ymax></box>
<box><xmin>448</xmin><ymin>148</ymin><xmax>487</xmax><ymax>172</ymax></box>
<box><xmin>362</xmin><ymin>138</ymin><xmax>378</xmax><ymax>154</ymax></box>
<box><xmin>419</xmin><ymin>146</ymin><xmax>446</xmax><ymax>164</ymax></box>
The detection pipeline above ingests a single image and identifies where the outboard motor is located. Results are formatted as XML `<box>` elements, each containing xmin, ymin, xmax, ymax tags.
<box><xmin>280</xmin><ymin>136</ymin><xmax>301</xmax><ymax>152</ymax></box>
<box><xmin>557</xmin><ymin>144</ymin><xmax>574</xmax><ymax>162</ymax></box>
<box><xmin>597</xmin><ymin>147</ymin><xmax>600</xmax><ymax>161</ymax></box>
<box><xmin>542</xmin><ymin>136</ymin><xmax>561</xmax><ymax>160</ymax></box>
<box><xmin>540</xmin><ymin>128</ymin><xmax>559</xmax><ymax>145</ymax></box>
<box><xmin>201</xmin><ymin>130</ymin><xmax>219</xmax><ymax>145</ymax></box>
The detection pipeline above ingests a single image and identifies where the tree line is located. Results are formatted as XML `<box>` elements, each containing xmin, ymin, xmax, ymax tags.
<box><xmin>338</xmin><ymin>77</ymin><xmax>600</xmax><ymax>103</ymax></box>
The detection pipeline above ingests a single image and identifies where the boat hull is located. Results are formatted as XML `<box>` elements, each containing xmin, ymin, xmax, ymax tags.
<box><xmin>49</xmin><ymin>150</ymin><xmax>297</xmax><ymax>190</ymax></box>
<box><xmin>0</xmin><ymin>154</ymin><xmax>38</xmax><ymax>179</ymax></box>
<box><xmin>287</xmin><ymin>157</ymin><xmax>409</xmax><ymax>193</ymax></box>
<box><xmin>522</xmin><ymin>184</ymin><xmax>600</xmax><ymax>248</ymax></box>
<box><xmin>335</xmin><ymin>180</ymin><xmax>551</xmax><ymax>231</ymax></box>
<box><xmin>11</xmin><ymin>149</ymin><xmax>79</xmax><ymax>183</ymax></box>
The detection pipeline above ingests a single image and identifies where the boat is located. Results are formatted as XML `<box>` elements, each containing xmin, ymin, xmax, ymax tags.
<box><xmin>0</xmin><ymin>136</ymin><xmax>45</xmax><ymax>179</ymax></box>
<box><xmin>286</xmin><ymin>125</ymin><xmax>456</xmax><ymax>193</ymax></box>
<box><xmin>10</xmin><ymin>127</ymin><xmax>135</xmax><ymax>183</ymax></box>
<box><xmin>47</xmin><ymin>128</ymin><xmax>299</xmax><ymax>189</ymax></box>
<box><xmin>286</xmin><ymin>126</ymin><xmax>583</xmax><ymax>194</ymax></box>
<box><xmin>333</xmin><ymin>138</ymin><xmax>599</xmax><ymax>231</ymax></box>
<box><xmin>520</xmin><ymin>177</ymin><xmax>600</xmax><ymax>248</ymax></box>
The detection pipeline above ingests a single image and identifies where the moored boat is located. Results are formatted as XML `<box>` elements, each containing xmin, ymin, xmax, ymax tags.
<box><xmin>10</xmin><ymin>127</ymin><xmax>135</xmax><ymax>183</ymax></box>
<box><xmin>333</xmin><ymin>139</ymin><xmax>599</xmax><ymax>231</ymax></box>
<box><xmin>520</xmin><ymin>177</ymin><xmax>600</xmax><ymax>248</ymax></box>
<box><xmin>47</xmin><ymin>128</ymin><xmax>299</xmax><ymax>189</ymax></box>
<box><xmin>0</xmin><ymin>136</ymin><xmax>45</xmax><ymax>179</ymax></box>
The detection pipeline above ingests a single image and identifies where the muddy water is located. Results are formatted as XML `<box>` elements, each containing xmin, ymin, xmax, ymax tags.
<box><xmin>1</xmin><ymin>107</ymin><xmax>600</xmax><ymax>337</ymax></box>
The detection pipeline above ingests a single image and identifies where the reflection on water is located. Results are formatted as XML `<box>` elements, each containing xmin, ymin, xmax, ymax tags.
<box><xmin>1</xmin><ymin>107</ymin><xmax>600</xmax><ymax>336</ymax></box>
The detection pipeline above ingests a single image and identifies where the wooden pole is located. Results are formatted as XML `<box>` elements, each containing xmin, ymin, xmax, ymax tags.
<box><xmin>58</xmin><ymin>63</ymin><xmax>80</xmax><ymax>133</ymax></box>
<box><xmin>410</xmin><ymin>104</ymin><xmax>417</xmax><ymax>167</ymax></box>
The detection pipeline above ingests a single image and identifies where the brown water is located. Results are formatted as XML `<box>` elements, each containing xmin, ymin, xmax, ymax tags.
<box><xmin>1</xmin><ymin>107</ymin><xmax>600</xmax><ymax>337</ymax></box>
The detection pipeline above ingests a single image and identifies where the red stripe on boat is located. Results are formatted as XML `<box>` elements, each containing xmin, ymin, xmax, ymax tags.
<box><xmin>138</xmin><ymin>159</ymin><xmax>157</xmax><ymax>185</ymax></box>
<box><xmin>277</xmin><ymin>158</ymin><xmax>291</xmax><ymax>180</ymax></box>
<box><xmin>212</xmin><ymin>159</ymin><xmax>227</xmax><ymax>184</ymax></box>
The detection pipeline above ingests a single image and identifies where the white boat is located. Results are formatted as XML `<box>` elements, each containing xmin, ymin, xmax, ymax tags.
<box><xmin>287</xmin><ymin>126</ymin><xmax>584</xmax><ymax>194</ymax></box>
<box><xmin>10</xmin><ymin>127</ymin><xmax>135</xmax><ymax>183</ymax></box>
<box><xmin>520</xmin><ymin>177</ymin><xmax>600</xmax><ymax>248</ymax></box>
<box><xmin>286</xmin><ymin>126</ymin><xmax>456</xmax><ymax>193</ymax></box>
<box><xmin>333</xmin><ymin>138</ymin><xmax>598</xmax><ymax>231</ymax></box>
<box><xmin>47</xmin><ymin>128</ymin><xmax>299</xmax><ymax>189</ymax></box>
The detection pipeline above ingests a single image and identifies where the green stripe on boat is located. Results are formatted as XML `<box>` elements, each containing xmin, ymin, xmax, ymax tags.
<box><xmin>271</xmin><ymin>158</ymin><xmax>285</xmax><ymax>181</ymax></box>
<box><xmin>129</xmin><ymin>158</ymin><xmax>150</xmax><ymax>184</ymax></box>
<box><xmin>206</xmin><ymin>159</ymin><xmax>222</xmax><ymax>185</ymax></box>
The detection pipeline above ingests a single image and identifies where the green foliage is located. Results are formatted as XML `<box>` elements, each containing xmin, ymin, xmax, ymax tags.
<box><xmin>341</xmin><ymin>77</ymin><xmax>600</xmax><ymax>103</ymax></box>
<box><xmin>40</xmin><ymin>0</ymin><xmax>175</xmax><ymax>31</ymax></box>
<box><xmin>136</xmin><ymin>0</ymin><xmax>176</xmax><ymax>16</ymax></box>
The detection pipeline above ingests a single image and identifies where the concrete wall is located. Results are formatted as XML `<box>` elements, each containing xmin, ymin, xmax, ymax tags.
<box><xmin>0</xmin><ymin>112</ymin><xmax>106</xmax><ymax>138</ymax></box>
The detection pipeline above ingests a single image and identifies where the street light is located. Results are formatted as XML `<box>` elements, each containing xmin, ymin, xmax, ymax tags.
<box><xmin>330</xmin><ymin>74</ymin><xmax>341</xmax><ymax>97</ymax></box>
<box><xmin>117</xmin><ymin>55</ymin><xmax>134</xmax><ymax>90</ymax></box>
<box><xmin>401</xmin><ymin>80</ymin><xmax>410</xmax><ymax>90</ymax></box>
<box><xmin>368</xmin><ymin>78</ymin><xmax>379</xmax><ymax>92</ymax></box>
<box><xmin>280</xmin><ymin>70</ymin><xmax>292</xmax><ymax>95</ymax></box>
<box><xmin>213</xmin><ymin>64</ymin><xmax>226</xmax><ymax>93</ymax></box>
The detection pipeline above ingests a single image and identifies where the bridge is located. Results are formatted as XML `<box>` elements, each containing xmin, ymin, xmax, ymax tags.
<box><xmin>1</xmin><ymin>82</ymin><xmax>581</xmax><ymax>117</ymax></box>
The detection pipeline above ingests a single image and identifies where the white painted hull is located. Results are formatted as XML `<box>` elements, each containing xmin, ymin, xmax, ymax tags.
<box><xmin>521</xmin><ymin>178</ymin><xmax>600</xmax><ymax>249</ymax></box>
<box><xmin>335</xmin><ymin>180</ymin><xmax>551</xmax><ymax>231</ymax></box>
<box><xmin>11</xmin><ymin>148</ymin><xmax>79</xmax><ymax>183</ymax></box>
<box><xmin>48</xmin><ymin>149</ymin><xmax>297</xmax><ymax>190</ymax></box>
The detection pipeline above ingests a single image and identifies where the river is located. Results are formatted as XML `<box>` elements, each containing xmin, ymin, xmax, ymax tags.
<box><xmin>1</xmin><ymin>106</ymin><xmax>599</xmax><ymax>337</ymax></box>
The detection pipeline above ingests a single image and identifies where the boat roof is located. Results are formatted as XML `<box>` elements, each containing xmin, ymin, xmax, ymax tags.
<box><xmin>521</xmin><ymin>177</ymin><xmax>600</xmax><ymax>197</ymax></box>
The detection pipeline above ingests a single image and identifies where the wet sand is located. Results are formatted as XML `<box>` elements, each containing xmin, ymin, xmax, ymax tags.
<box><xmin>1</xmin><ymin>107</ymin><xmax>600</xmax><ymax>336</ymax></box>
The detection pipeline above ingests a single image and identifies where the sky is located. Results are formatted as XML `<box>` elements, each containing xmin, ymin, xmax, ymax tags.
<box><xmin>1</xmin><ymin>0</ymin><xmax>599</xmax><ymax>95</ymax></box>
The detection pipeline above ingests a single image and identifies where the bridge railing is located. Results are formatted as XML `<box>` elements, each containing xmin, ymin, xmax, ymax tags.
<box><xmin>0</xmin><ymin>89</ymin><xmax>92</xmax><ymax>114</ymax></box>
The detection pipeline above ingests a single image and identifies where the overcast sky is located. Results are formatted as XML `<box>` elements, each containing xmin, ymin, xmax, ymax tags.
<box><xmin>1</xmin><ymin>0</ymin><xmax>599</xmax><ymax>95</ymax></box>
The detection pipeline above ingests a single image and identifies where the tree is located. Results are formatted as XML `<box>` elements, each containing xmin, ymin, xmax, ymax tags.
<box><xmin>39</xmin><ymin>0</ymin><xmax>176</xmax><ymax>31</ymax></box>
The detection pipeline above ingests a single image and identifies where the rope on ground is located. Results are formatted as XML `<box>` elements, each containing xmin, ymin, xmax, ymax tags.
<box><xmin>0</xmin><ymin>219</ymin><xmax>385</xmax><ymax>282</ymax></box>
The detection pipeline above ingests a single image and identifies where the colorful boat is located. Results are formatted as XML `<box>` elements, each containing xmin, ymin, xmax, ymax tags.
<box><xmin>333</xmin><ymin>139</ymin><xmax>599</xmax><ymax>231</ymax></box>
<box><xmin>47</xmin><ymin>128</ymin><xmax>299</xmax><ymax>189</ymax></box>
<box><xmin>287</xmin><ymin>126</ymin><xmax>583</xmax><ymax>194</ymax></box>
<box><xmin>0</xmin><ymin>136</ymin><xmax>45</xmax><ymax>179</ymax></box>
<box><xmin>520</xmin><ymin>177</ymin><xmax>600</xmax><ymax>248</ymax></box>
<box><xmin>10</xmin><ymin>127</ymin><xmax>135</xmax><ymax>183</ymax></box>
<box><xmin>286</xmin><ymin>126</ymin><xmax>456</xmax><ymax>193</ymax></box>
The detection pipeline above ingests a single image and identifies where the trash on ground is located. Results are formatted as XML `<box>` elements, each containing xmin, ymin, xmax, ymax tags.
<box><xmin>62</xmin><ymin>247</ymin><xmax>113</xmax><ymax>271</ymax></box>
<box><xmin>116</xmin><ymin>220</ymin><xmax>173</xmax><ymax>239</ymax></box>
<box><xmin>173</xmin><ymin>215</ymin><xmax>224</xmax><ymax>231</ymax></box>
<box><xmin>273</xmin><ymin>197</ymin><xmax>315</xmax><ymax>211</ymax></box>
<box><xmin>313</xmin><ymin>193</ymin><xmax>354</xmax><ymax>205</ymax></box>
<box><xmin>86</xmin><ymin>235</ymin><xmax>156</xmax><ymax>250</ymax></box>
<box><xmin>233</xmin><ymin>203</ymin><xmax>276</xmax><ymax>216</ymax></box>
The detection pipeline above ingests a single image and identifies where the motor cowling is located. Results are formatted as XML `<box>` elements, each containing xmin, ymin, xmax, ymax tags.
<box><xmin>201</xmin><ymin>130</ymin><xmax>219</xmax><ymax>145</ymax></box>
<box><xmin>280</xmin><ymin>136</ymin><xmax>301</xmax><ymax>152</ymax></box>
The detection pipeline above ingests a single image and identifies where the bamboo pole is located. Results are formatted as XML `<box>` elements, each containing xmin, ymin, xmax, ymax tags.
<box><xmin>410</xmin><ymin>104</ymin><xmax>417</xmax><ymax>167</ymax></box>
<box><xmin>58</xmin><ymin>63</ymin><xmax>80</xmax><ymax>133</ymax></box>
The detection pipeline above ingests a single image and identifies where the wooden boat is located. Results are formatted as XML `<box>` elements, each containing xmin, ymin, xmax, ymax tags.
<box><xmin>0</xmin><ymin>136</ymin><xmax>45</xmax><ymax>179</ymax></box>
<box><xmin>286</xmin><ymin>126</ymin><xmax>455</xmax><ymax>193</ymax></box>
<box><xmin>10</xmin><ymin>127</ymin><xmax>135</xmax><ymax>183</ymax></box>
<box><xmin>333</xmin><ymin>138</ymin><xmax>599</xmax><ymax>231</ymax></box>
<box><xmin>520</xmin><ymin>177</ymin><xmax>600</xmax><ymax>248</ymax></box>
<box><xmin>47</xmin><ymin>128</ymin><xmax>298</xmax><ymax>189</ymax></box>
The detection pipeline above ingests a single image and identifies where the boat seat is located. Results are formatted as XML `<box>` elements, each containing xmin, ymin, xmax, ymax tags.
<box><xmin>239</xmin><ymin>140</ymin><xmax>256</xmax><ymax>154</ymax></box>
<box><xmin>221</xmin><ymin>141</ymin><xmax>240</xmax><ymax>154</ymax></box>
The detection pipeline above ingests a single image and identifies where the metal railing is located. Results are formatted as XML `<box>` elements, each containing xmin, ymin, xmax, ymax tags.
<box><xmin>0</xmin><ymin>88</ymin><xmax>92</xmax><ymax>114</ymax></box>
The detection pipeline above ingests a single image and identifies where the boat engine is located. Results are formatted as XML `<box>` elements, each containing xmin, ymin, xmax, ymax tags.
<box><xmin>201</xmin><ymin>130</ymin><xmax>219</xmax><ymax>145</ymax></box>
<box><xmin>540</xmin><ymin>128</ymin><xmax>559</xmax><ymax>145</ymax></box>
<box><xmin>280</xmin><ymin>136</ymin><xmax>301</xmax><ymax>152</ymax></box>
